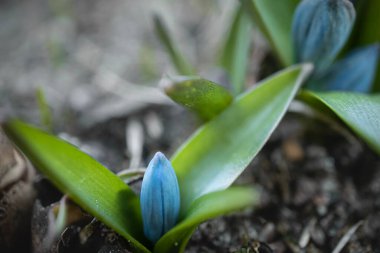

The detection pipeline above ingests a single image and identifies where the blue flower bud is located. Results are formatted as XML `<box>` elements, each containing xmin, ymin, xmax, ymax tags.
<box><xmin>292</xmin><ymin>0</ymin><xmax>356</xmax><ymax>70</ymax></box>
<box><xmin>307</xmin><ymin>44</ymin><xmax>380</xmax><ymax>92</ymax></box>
<box><xmin>140</xmin><ymin>152</ymin><xmax>180</xmax><ymax>243</ymax></box>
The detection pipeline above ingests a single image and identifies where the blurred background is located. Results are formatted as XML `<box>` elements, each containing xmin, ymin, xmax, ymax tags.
<box><xmin>0</xmin><ymin>0</ymin><xmax>240</xmax><ymax>126</ymax></box>
<box><xmin>0</xmin><ymin>0</ymin><xmax>250</xmax><ymax>169</ymax></box>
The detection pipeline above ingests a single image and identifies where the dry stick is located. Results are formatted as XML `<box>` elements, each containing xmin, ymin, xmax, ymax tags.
<box><xmin>144</xmin><ymin>112</ymin><xmax>163</xmax><ymax>140</ymax></box>
<box><xmin>117</xmin><ymin>168</ymin><xmax>146</xmax><ymax>184</ymax></box>
<box><xmin>0</xmin><ymin>150</ymin><xmax>26</xmax><ymax>189</ymax></box>
<box><xmin>331</xmin><ymin>220</ymin><xmax>363</xmax><ymax>253</ymax></box>
<box><xmin>298</xmin><ymin>218</ymin><xmax>316</xmax><ymax>248</ymax></box>
<box><xmin>126</xmin><ymin>118</ymin><xmax>144</xmax><ymax>169</ymax></box>
<box><xmin>43</xmin><ymin>195</ymin><xmax>68</xmax><ymax>250</ymax></box>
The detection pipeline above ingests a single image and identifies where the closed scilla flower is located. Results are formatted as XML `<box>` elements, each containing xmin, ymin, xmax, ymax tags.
<box><xmin>140</xmin><ymin>152</ymin><xmax>180</xmax><ymax>243</ymax></box>
<box><xmin>292</xmin><ymin>0</ymin><xmax>356</xmax><ymax>70</ymax></box>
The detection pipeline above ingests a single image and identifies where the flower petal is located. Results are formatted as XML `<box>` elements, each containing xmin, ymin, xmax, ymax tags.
<box><xmin>308</xmin><ymin>44</ymin><xmax>380</xmax><ymax>92</ymax></box>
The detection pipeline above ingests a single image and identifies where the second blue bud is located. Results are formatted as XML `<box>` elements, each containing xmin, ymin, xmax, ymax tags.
<box><xmin>292</xmin><ymin>0</ymin><xmax>356</xmax><ymax>71</ymax></box>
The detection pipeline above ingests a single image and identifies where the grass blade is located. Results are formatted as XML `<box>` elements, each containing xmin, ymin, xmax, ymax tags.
<box><xmin>153</xmin><ymin>15</ymin><xmax>194</xmax><ymax>75</ymax></box>
<box><xmin>2</xmin><ymin>120</ymin><xmax>151</xmax><ymax>253</ymax></box>
<box><xmin>36</xmin><ymin>87</ymin><xmax>53</xmax><ymax>132</ymax></box>
<box><xmin>220</xmin><ymin>6</ymin><xmax>252</xmax><ymax>95</ymax></box>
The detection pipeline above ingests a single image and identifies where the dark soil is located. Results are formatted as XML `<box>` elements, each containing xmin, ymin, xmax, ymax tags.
<box><xmin>187</xmin><ymin>114</ymin><xmax>380</xmax><ymax>253</ymax></box>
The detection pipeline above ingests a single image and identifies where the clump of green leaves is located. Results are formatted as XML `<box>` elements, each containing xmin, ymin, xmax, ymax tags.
<box><xmin>3</xmin><ymin>65</ymin><xmax>311</xmax><ymax>252</ymax></box>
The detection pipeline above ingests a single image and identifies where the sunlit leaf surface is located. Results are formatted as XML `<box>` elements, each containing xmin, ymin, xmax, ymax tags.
<box><xmin>172</xmin><ymin>64</ymin><xmax>312</xmax><ymax>213</ymax></box>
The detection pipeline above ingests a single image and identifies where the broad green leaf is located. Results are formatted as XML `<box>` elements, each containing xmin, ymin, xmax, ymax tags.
<box><xmin>163</xmin><ymin>76</ymin><xmax>233</xmax><ymax>121</ymax></box>
<box><xmin>220</xmin><ymin>6</ymin><xmax>252</xmax><ymax>95</ymax></box>
<box><xmin>153</xmin><ymin>15</ymin><xmax>194</xmax><ymax>75</ymax></box>
<box><xmin>350</xmin><ymin>1</ymin><xmax>380</xmax><ymax>92</ymax></box>
<box><xmin>2</xmin><ymin>120</ymin><xmax>151</xmax><ymax>253</ymax></box>
<box><xmin>298</xmin><ymin>91</ymin><xmax>380</xmax><ymax>155</ymax></box>
<box><xmin>172</xmin><ymin>64</ymin><xmax>313</xmax><ymax>213</ymax></box>
<box><xmin>154</xmin><ymin>187</ymin><xmax>258</xmax><ymax>253</ymax></box>
<box><xmin>241</xmin><ymin>0</ymin><xmax>300</xmax><ymax>66</ymax></box>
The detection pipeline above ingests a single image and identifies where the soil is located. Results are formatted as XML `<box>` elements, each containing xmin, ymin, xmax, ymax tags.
<box><xmin>187</xmin><ymin>114</ymin><xmax>380</xmax><ymax>253</ymax></box>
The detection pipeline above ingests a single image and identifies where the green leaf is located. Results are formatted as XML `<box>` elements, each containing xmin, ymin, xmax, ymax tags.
<box><xmin>220</xmin><ymin>5</ymin><xmax>252</xmax><ymax>95</ymax></box>
<box><xmin>297</xmin><ymin>91</ymin><xmax>380</xmax><ymax>155</ymax></box>
<box><xmin>153</xmin><ymin>15</ymin><xmax>194</xmax><ymax>75</ymax></box>
<box><xmin>162</xmin><ymin>76</ymin><xmax>233</xmax><ymax>121</ymax></box>
<box><xmin>36</xmin><ymin>87</ymin><xmax>53</xmax><ymax>132</ymax></box>
<box><xmin>350</xmin><ymin>1</ymin><xmax>380</xmax><ymax>92</ymax></box>
<box><xmin>351</xmin><ymin>1</ymin><xmax>380</xmax><ymax>47</ymax></box>
<box><xmin>154</xmin><ymin>187</ymin><xmax>258</xmax><ymax>253</ymax></box>
<box><xmin>172</xmin><ymin>64</ymin><xmax>313</xmax><ymax>213</ymax></box>
<box><xmin>241</xmin><ymin>0</ymin><xmax>300</xmax><ymax>66</ymax></box>
<box><xmin>2</xmin><ymin>120</ymin><xmax>151</xmax><ymax>253</ymax></box>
